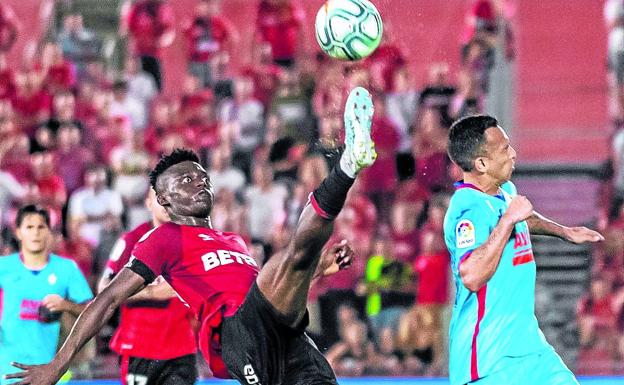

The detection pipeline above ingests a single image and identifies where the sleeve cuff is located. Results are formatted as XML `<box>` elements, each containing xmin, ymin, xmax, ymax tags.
<box><xmin>126</xmin><ymin>257</ymin><xmax>157</xmax><ymax>285</ymax></box>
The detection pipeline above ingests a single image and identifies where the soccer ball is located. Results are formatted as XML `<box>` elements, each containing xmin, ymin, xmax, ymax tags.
<box><xmin>315</xmin><ymin>0</ymin><xmax>383</xmax><ymax>61</ymax></box>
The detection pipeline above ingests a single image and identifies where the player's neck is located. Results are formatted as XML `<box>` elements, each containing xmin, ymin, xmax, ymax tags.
<box><xmin>170</xmin><ymin>214</ymin><xmax>213</xmax><ymax>228</ymax></box>
<box><xmin>20</xmin><ymin>249</ymin><xmax>49</xmax><ymax>270</ymax></box>
<box><xmin>463</xmin><ymin>174</ymin><xmax>500</xmax><ymax>195</ymax></box>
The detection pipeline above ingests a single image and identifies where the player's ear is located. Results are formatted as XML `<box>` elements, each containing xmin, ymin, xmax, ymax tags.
<box><xmin>474</xmin><ymin>156</ymin><xmax>487</xmax><ymax>173</ymax></box>
<box><xmin>156</xmin><ymin>192</ymin><xmax>170</xmax><ymax>207</ymax></box>
<box><xmin>15</xmin><ymin>228</ymin><xmax>22</xmax><ymax>242</ymax></box>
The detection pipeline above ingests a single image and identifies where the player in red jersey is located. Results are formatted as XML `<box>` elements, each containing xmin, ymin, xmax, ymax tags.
<box><xmin>8</xmin><ymin>87</ymin><xmax>377</xmax><ymax>385</ymax></box>
<box><xmin>97</xmin><ymin>189</ymin><xmax>197</xmax><ymax>385</ymax></box>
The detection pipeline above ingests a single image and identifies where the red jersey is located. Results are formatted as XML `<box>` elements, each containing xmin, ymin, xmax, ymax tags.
<box><xmin>130</xmin><ymin>222</ymin><xmax>259</xmax><ymax>378</ymax></box>
<box><xmin>183</xmin><ymin>15</ymin><xmax>231</xmax><ymax>63</ymax></box>
<box><xmin>0</xmin><ymin>68</ymin><xmax>15</xmax><ymax>100</ymax></box>
<box><xmin>414</xmin><ymin>252</ymin><xmax>450</xmax><ymax>305</ymax></box>
<box><xmin>106</xmin><ymin>222</ymin><xmax>197</xmax><ymax>360</ymax></box>
<box><xmin>126</xmin><ymin>0</ymin><xmax>175</xmax><ymax>56</ymax></box>
<box><xmin>256</xmin><ymin>1</ymin><xmax>304</xmax><ymax>60</ymax></box>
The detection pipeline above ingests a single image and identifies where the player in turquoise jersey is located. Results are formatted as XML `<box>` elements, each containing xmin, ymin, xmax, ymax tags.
<box><xmin>443</xmin><ymin>115</ymin><xmax>604</xmax><ymax>385</ymax></box>
<box><xmin>0</xmin><ymin>205</ymin><xmax>92</xmax><ymax>384</ymax></box>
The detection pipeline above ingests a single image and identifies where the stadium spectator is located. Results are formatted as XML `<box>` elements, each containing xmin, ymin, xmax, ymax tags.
<box><xmin>40</xmin><ymin>42</ymin><xmax>76</xmax><ymax>95</ymax></box>
<box><xmin>244</xmin><ymin>161</ymin><xmax>288</xmax><ymax>258</ymax></box>
<box><xmin>110</xmin><ymin>131</ymin><xmax>152</xmax><ymax>229</ymax></box>
<box><xmin>255</xmin><ymin>0</ymin><xmax>306</xmax><ymax>68</ymax></box>
<box><xmin>412</xmin><ymin>107</ymin><xmax>452</xmax><ymax>192</ymax></box>
<box><xmin>240</xmin><ymin>41</ymin><xmax>282</xmax><ymax>109</ymax></box>
<box><xmin>364</xmin><ymin>40</ymin><xmax>406</xmax><ymax>94</ymax></box>
<box><xmin>390</xmin><ymin>200</ymin><xmax>421</xmax><ymax>265</ymax></box>
<box><xmin>183</xmin><ymin>0</ymin><xmax>236</xmax><ymax>89</ymax></box>
<box><xmin>11</xmin><ymin>69</ymin><xmax>52</xmax><ymax>138</ymax></box>
<box><xmin>143</xmin><ymin>97</ymin><xmax>174</xmax><ymax>155</ymax></box>
<box><xmin>35</xmin><ymin>91</ymin><xmax>84</xmax><ymax>153</ymax></box>
<box><xmin>67</xmin><ymin>165</ymin><xmax>123</xmax><ymax>247</ymax></box>
<box><xmin>358</xmin><ymin>93</ymin><xmax>400</xmax><ymax>221</ymax></box>
<box><xmin>576</xmin><ymin>273</ymin><xmax>619</xmax><ymax>374</ymax></box>
<box><xmin>385</xmin><ymin>66</ymin><xmax>418</xmax><ymax>154</ymax></box>
<box><xmin>122</xmin><ymin>56</ymin><xmax>157</xmax><ymax>117</ymax></box>
<box><xmin>54</xmin><ymin>124</ymin><xmax>93</xmax><ymax>194</ymax></box>
<box><xmin>54</xmin><ymin>220</ymin><xmax>94</xmax><ymax>285</ymax></box>
<box><xmin>450</xmin><ymin>69</ymin><xmax>483</xmax><ymax>119</ymax></box>
<box><xmin>269</xmin><ymin>68</ymin><xmax>314</xmax><ymax>143</ymax></box>
<box><xmin>218</xmin><ymin>75</ymin><xmax>265</xmax><ymax>177</ymax></box>
<box><xmin>109</xmin><ymin>80</ymin><xmax>147</xmax><ymax>131</ymax></box>
<box><xmin>0</xmin><ymin>53</ymin><xmax>16</xmax><ymax>101</ymax></box>
<box><xmin>0</xmin><ymin>3</ymin><xmax>18</xmax><ymax>53</ymax></box>
<box><xmin>207</xmin><ymin>144</ymin><xmax>245</xmax><ymax>197</ymax></box>
<box><xmin>29</xmin><ymin>152</ymin><xmax>66</xmax><ymax>222</ymax></box>
<box><xmin>58</xmin><ymin>14</ymin><xmax>101</xmax><ymax>77</ymax></box>
<box><xmin>418</xmin><ymin>63</ymin><xmax>456</xmax><ymax>125</ymax></box>
<box><xmin>120</xmin><ymin>0</ymin><xmax>176</xmax><ymax>90</ymax></box>
<box><xmin>606</xmin><ymin>0</ymin><xmax>624</xmax><ymax>121</ymax></box>
<box><xmin>325</xmin><ymin>317</ymin><xmax>372</xmax><ymax>376</ymax></box>
<box><xmin>0</xmin><ymin>205</ymin><xmax>92</xmax><ymax>382</ymax></box>
<box><xmin>364</xmin><ymin>236</ymin><xmax>414</xmax><ymax>344</ymax></box>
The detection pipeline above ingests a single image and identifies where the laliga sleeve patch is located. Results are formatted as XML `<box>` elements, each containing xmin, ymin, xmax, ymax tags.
<box><xmin>456</xmin><ymin>219</ymin><xmax>476</xmax><ymax>248</ymax></box>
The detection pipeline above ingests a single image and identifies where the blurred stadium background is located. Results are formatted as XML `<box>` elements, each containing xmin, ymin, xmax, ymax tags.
<box><xmin>0</xmin><ymin>0</ymin><xmax>622</xmax><ymax>383</ymax></box>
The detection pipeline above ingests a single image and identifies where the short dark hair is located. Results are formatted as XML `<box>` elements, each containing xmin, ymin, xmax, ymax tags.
<box><xmin>15</xmin><ymin>204</ymin><xmax>51</xmax><ymax>228</ymax></box>
<box><xmin>112</xmin><ymin>80</ymin><xmax>128</xmax><ymax>92</ymax></box>
<box><xmin>448</xmin><ymin>115</ymin><xmax>499</xmax><ymax>171</ymax></box>
<box><xmin>149</xmin><ymin>148</ymin><xmax>200</xmax><ymax>190</ymax></box>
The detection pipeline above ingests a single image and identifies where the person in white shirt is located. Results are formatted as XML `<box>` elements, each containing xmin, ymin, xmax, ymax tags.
<box><xmin>123</xmin><ymin>56</ymin><xmax>157</xmax><ymax>116</ymax></box>
<box><xmin>109</xmin><ymin>80</ymin><xmax>147</xmax><ymax>131</ymax></box>
<box><xmin>68</xmin><ymin>165</ymin><xmax>123</xmax><ymax>246</ymax></box>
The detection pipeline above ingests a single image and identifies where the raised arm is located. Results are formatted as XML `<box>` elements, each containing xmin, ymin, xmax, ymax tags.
<box><xmin>6</xmin><ymin>268</ymin><xmax>146</xmax><ymax>385</ymax></box>
<box><xmin>526</xmin><ymin>211</ymin><xmax>604</xmax><ymax>244</ymax></box>
<box><xmin>459</xmin><ymin>195</ymin><xmax>533</xmax><ymax>292</ymax></box>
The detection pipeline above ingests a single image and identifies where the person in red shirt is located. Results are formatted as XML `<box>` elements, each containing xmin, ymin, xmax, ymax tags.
<box><xmin>183</xmin><ymin>0</ymin><xmax>236</xmax><ymax>89</ymax></box>
<box><xmin>121</xmin><ymin>0</ymin><xmax>176</xmax><ymax>90</ymax></box>
<box><xmin>0</xmin><ymin>4</ymin><xmax>18</xmax><ymax>53</ymax></box>
<box><xmin>0</xmin><ymin>53</ymin><xmax>15</xmax><ymax>101</ymax></box>
<box><xmin>10</xmin><ymin>87</ymin><xmax>377</xmax><ymax>385</ymax></box>
<box><xmin>40</xmin><ymin>42</ymin><xmax>76</xmax><ymax>94</ymax></box>
<box><xmin>97</xmin><ymin>189</ymin><xmax>197</xmax><ymax>385</ymax></box>
<box><xmin>11</xmin><ymin>70</ymin><xmax>52</xmax><ymax>137</ymax></box>
<box><xmin>255</xmin><ymin>0</ymin><xmax>306</xmax><ymax>68</ymax></box>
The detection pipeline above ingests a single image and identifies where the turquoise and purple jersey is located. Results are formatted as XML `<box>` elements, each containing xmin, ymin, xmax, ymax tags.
<box><xmin>0</xmin><ymin>253</ymin><xmax>92</xmax><ymax>383</ymax></box>
<box><xmin>444</xmin><ymin>181</ymin><xmax>551</xmax><ymax>385</ymax></box>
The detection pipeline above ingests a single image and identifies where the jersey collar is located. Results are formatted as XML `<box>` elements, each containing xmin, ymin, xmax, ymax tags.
<box><xmin>454</xmin><ymin>180</ymin><xmax>506</xmax><ymax>201</ymax></box>
<box><xmin>454</xmin><ymin>181</ymin><xmax>483</xmax><ymax>192</ymax></box>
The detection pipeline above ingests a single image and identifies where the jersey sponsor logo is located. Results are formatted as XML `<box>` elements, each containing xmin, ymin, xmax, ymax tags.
<box><xmin>20</xmin><ymin>299</ymin><xmax>42</xmax><ymax>321</ymax></box>
<box><xmin>514</xmin><ymin>231</ymin><xmax>530</xmax><ymax>249</ymax></box>
<box><xmin>201</xmin><ymin>249</ymin><xmax>258</xmax><ymax>272</ymax></box>
<box><xmin>198</xmin><ymin>234</ymin><xmax>214</xmax><ymax>241</ymax></box>
<box><xmin>456</xmin><ymin>219</ymin><xmax>475</xmax><ymax>248</ymax></box>
<box><xmin>47</xmin><ymin>273</ymin><xmax>57</xmax><ymax>285</ymax></box>
<box><xmin>243</xmin><ymin>364</ymin><xmax>261</xmax><ymax>384</ymax></box>
<box><xmin>126</xmin><ymin>374</ymin><xmax>147</xmax><ymax>385</ymax></box>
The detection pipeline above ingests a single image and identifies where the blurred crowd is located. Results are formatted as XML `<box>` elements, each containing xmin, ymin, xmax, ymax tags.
<box><xmin>572</xmin><ymin>0</ymin><xmax>624</xmax><ymax>375</ymax></box>
<box><xmin>0</xmin><ymin>0</ymin><xmax>519</xmax><ymax>379</ymax></box>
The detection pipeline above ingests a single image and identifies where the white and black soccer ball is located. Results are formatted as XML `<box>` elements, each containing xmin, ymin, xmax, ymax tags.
<box><xmin>315</xmin><ymin>0</ymin><xmax>383</xmax><ymax>61</ymax></box>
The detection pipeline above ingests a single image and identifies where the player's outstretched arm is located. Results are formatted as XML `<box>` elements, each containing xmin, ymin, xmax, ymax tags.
<box><xmin>460</xmin><ymin>195</ymin><xmax>533</xmax><ymax>292</ymax></box>
<box><xmin>5</xmin><ymin>268</ymin><xmax>146</xmax><ymax>385</ymax></box>
<box><xmin>526</xmin><ymin>211</ymin><xmax>604</xmax><ymax>244</ymax></box>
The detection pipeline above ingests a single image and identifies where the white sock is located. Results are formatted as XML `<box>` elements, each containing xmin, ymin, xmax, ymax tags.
<box><xmin>339</xmin><ymin>151</ymin><xmax>357</xmax><ymax>179</ymax></box>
